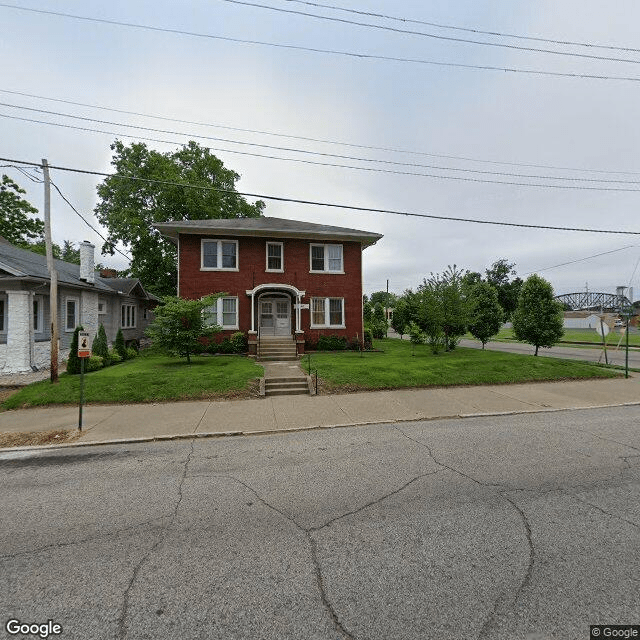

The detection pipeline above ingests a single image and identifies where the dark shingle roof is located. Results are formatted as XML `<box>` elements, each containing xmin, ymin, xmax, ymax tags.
<box><xmin>155</xmin><ymin>216</ymin><xmax>383</xmax><ymax>247</ymax></box>
<box><xmin>0</xmin><ymin>241</ymin><xmax>157</xmax><ymax>299</ymax></box>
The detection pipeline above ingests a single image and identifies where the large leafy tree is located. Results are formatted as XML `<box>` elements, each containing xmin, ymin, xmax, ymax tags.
<box><xmin>512</xmin><ymin>274</ymin><xmax>564</xmax><ymax>356</ymax></box>
<box><xmin>95</xmin><ymin>140</ymin><xmax>265</xmax><ymax>297</ymax></box>
<box><xmin>0</xmin><ymin>175</ymin><xmax>44</xmax><ymax>245</ymax></box>
<box><xmin>467</xmin><ymin>282</ymin><xmax>503</xmax><ymax>349</ymax></box>
<box><xmin>485</xmin><ymin>259</ymin><xmax>523</xmax><ymax>321</ymax></box>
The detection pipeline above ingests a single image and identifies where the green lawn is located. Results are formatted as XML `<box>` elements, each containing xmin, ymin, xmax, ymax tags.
<box><xmin>2</xmin><ymin>351</ymin><xmax>264</xmax><ymax>410</ymax></box>
<box><xmin>470</xmin><ymin>327</ymin><xmax>640</xmax><ymax>347</ymax></box>
<box><xmin>304</xmin><ymin>338</ymin><xmax>619</xmax><ymax>392</ymax></box>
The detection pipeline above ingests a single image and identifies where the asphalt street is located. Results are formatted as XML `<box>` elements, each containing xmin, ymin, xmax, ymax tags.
<box><xmin>1</xmin><ymin>406</ymin><xmax>638</xmax><ymax>640</ymax></box>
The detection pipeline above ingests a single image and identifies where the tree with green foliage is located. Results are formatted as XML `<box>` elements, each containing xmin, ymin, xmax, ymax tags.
<box><xmin>114</xmin><ymin>328</ymin><xmax>127</xmax><ymax>361</ymax></box>
<box><xmin>407</xmin><ymin>321</ymin><xmax>425</xmax><ymax>356</ymax></box>
<box><xmin>512</xmin><ymin>274</ymin><xmax>564</xmax><ymax>356</ymax></box>
<box><xmin>485</xmin><ymin>259</ymin><xmax>523</xmax><ymax>321</ymax></box>
<box><xmin>390</xmin><ymin>297</ymin><xmax>410</xmax><ymax>337</ymax></box>
<box><xmin>145</xmin><ymin>294</ymin><xmax>222</xmax><ymax>364</ymax></box>
<box><xmin>363</xmin><ymin>299</ymin><xmax>373</xmax><ymax>322</ymax></box>
<box><xmin>61</xmin><ymin>240</ymin><xmax>81</xmax><ymax>265</ymax></box>
<box><xmin>0</xmin><ymin>175</ymin><xmax>44</xmax><ymax>246</ymax></box>
<box><xmin>66</xmin><ymin>325</ymin><xmax>84</xmax><ymax>374</ymax></box>
<box><xmin>92</xmin><ymin>324</ymin><xmax>110</xmax><ymax>366</ymax></box>
<box><xmin>94</xmin><ymin>140</ymin><xmax>265</xmax><ymax>297</ymax></box>
<box><xmin>468</xmin><ymin>282</ymin><xmax>503</xmax><ymax>349</ymax></box>
<box><xmin>369</xmin><ymin>290</ymin><xmax>397</xmax><ymax>308</ymax></box>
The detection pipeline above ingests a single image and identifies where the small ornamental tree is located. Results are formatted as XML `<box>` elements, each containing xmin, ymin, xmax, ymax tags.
<box><xmin>512</xmin><ymin>274</ymin><xmax>564</xmax><ymax>356</ymax></box>
<box><xmin>145</xmin><ymin>294</ymin><xmax>222</xmax><ymax>364</ymax></box>
<box><xmin>92</xmin><ymin>323</ymin><xmax>110</xmax><ymax>366</ymax></box>
<box><xmin>114</xmin><ymin>328</ymin><xmax>127</xmax><ymax>360</ymax></box>
<box><xmin>407</xmin><ymin>321</ymin><xmax>425</xmax><ymax>356</ymax></box>
<box><xmin>468</xmin><ymin>282</ymin><xmax>503</xmax><ymax>349</ymax></box>
<box><xmin>66</xmin><ymin>325</ymin><xmax>84</xmax><ymax>374</ymax></box>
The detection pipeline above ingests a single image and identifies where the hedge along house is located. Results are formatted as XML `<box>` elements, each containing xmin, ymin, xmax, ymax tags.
<box><xmin>154</xmin><ymin>217</ymin><xmax>383</xmax><ymax>355</ymax></box>
<box><xmin>0</xmin><ymin>238</ymin><xmax>158</xmax><ymax>374</ymax></box>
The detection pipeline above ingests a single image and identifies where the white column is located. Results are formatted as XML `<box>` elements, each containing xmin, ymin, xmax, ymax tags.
<box><xmin>250</xmin><ymin>291</ymin><xmax>255</xmax><ymax>332</ymax></box>
<box><xmin>4</xmin><ymin>290</ymin><xmax>33</xmax><ymax>373</ymax></box>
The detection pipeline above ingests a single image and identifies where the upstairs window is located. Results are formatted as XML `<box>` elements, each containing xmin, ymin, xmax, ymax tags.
<box><xmin>310</xmin><ymin>244</ymin><xmax>343</xmax><ymax>273</ymax></box>
<box><xmin>266</xmin><ymin>242</ymin><xmax>283</xmax><ymax>272</ymax></box>
<box><xmin>201</xmin><ymin>239</ymin><xmax>238</xmax><ymax>270</ymax></box>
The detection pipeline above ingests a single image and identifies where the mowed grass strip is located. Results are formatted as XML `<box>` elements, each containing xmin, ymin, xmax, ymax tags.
<box><xmin>481</xmin><ymin>327</ymin><xmax>640</xmax><ymax>347</ymax></box>
<box><xmin>305</xmin><ymin>338</ymin><xmax>619</xmax><ymax>392</ymax></box>
<box><xmin>2</xmin><ymin>352</ymin><xmax>264</xmax><ymax>410</ymax></box>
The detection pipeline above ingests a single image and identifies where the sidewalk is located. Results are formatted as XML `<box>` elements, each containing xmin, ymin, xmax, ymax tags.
<box><xmin>1</xmin><ymin>373</ymin><xmax>639</xmax><ymax>449</ymax></box>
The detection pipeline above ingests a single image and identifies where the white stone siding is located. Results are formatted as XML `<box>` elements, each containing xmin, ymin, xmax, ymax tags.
<box><xmin>33</xmin><ymin>341</ymin><xmax>70</xmax><ymax>369</ymax></box>
<box><xmin>3</xmin><ymin>290</ymin><xmax>33</xmax><ymax>373</ymax></box>
<box><xmin>81</xmin><ymin>290</ymin><xmax>99</xmax><ymax>342</ymax></box>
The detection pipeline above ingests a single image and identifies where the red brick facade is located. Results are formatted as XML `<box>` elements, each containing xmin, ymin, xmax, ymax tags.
<box><xmin>178</xmin><ymin>234</ymin><xmax>365</xmax><ymax>344</ymax></box>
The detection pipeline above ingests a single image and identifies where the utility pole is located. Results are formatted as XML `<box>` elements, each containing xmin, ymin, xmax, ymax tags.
<box><xmin>42</xmin><ymin>159</ymin><xmax>58</xmax><ymax>383</ymax></box>
<box><xmin>385</xmin><ymin>279</ymin><xmax>389</xmax><ymax>336</ymax></box>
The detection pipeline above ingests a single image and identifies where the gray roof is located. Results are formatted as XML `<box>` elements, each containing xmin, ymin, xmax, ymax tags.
<box><xmin>0</xmin><ymin>241</ymin><xmax>156</xmax><ymax>300</ymax></box>
<box><xmin>155</xmin><ymin>216</ymin><xmax>383</xmax><ymax>247</ymax></box>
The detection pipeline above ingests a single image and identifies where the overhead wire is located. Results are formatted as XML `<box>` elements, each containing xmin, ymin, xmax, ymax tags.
<box><xmin>4</xmin><ymin>101</ymin><xmax>640</xmax><ymax>185</ymax></box>
<box><xmin>283</xmin><ymin>0</ymin><xmax>640</xmax><ymax>54</ymax></box>
<box><xmin>5</xmin><ymin>113</ymin><xmax>640</xmax><ymax>193</ymax></box>
<box><xmin>523</xmin><ymin>244</ymin><xmax>637</xmax><ymax>275</ymax></box>
<box><xmin>2</xmin><ymin>3</ymin><xmax>640</xmax><ymax>82</ymax></box>
<box><xmin>3</xmin><ymin>87</ymin><xmax>640</xmax><ymax>176</ymax></box>
<box><xmin>49</xmin><ymin>180</ymin><xmax>132</xmax><ymax>262</ymax></box>
<box><xmin>3</xmin><ymin>156</ymin><xmax>640</xmax><ymax>236</ymax></box>
<box><xmin>221</xmin><ymin>0</ymin><xmax>640</xmax><ymax>65</ymax></box>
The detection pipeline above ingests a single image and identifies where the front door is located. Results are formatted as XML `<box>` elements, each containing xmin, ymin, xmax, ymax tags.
<box><xmin>260</xmin><ymin>298</ymin><xmax>290</xmax><ymax>336</ymax></box>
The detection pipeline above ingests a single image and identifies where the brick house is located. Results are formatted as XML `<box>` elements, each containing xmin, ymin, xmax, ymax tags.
<box><xmin>155</xmin><ymin>217</ymin><xmax>382</xmax><ymax>355</ymax></box>
<box><xmin>0</xmin><ymin>239</ymin><xmax>158</xmax><ymax>374</ymax></box>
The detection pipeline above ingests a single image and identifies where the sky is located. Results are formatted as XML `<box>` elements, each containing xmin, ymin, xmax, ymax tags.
<box><xmin>1</xmin><ymin>0</ymin><xmax>639</xmax><ymax>301</ymax></box>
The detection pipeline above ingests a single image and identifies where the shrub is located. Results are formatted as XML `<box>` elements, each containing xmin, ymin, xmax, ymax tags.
<box><xmin>126</xmin><ymin>347</ymin><xmax>138</xmax><ymax>360</ymax></box>
<box><xmin>231</xmin><ymin>331</ymin><xmax>248</xmax><ymax>354</ymax></box>
<box><xmin>92</xmin><ymin>324</ymin><xmax>110</xmax><ymax>366</ymax></box>
<box><xmin>218</xmin><ymin>338</ymin><xmax>234</xmax><ymax>354</ymax></box>
<box><xmin>114</xmin><ymin>328</ymin><xmax>127</xmax><ymax>360</ymax></box>
<box><xmin>66</xmin><ymin>325</ymin><xmax>84</xmax><ymax>374</ymax></box>
<box><xmin>207</xmin><ymin>341</ymin><xmax>219</xmax><ymax>354</ymax></box>
<box><xmin>108</xmin><ymin>349</ymin><xmax>123</xmax><ymax>364</ymax></box>
<box><xmin>86</xmin><ymin>355</ymin><xmax>104</xmax><ymax>372</ymax></box>
<box><xmin>317</xmin><ymin>335</ymin><xmax>347</xmax><ymax>351</ymax></box>
<box><xmin>363</xmin><ymin>328</ymin><xmax>373</xmax><ymax>350</ymax></box>
<box><xmin>349</xmin><ymin>336</ymin><xmax>362</xmax><ymax>351</ymax></box>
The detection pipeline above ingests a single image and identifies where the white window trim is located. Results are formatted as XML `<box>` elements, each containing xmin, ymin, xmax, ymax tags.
<box><xmin>200</xmin><ymin>239</ymin><xmax>239</xmax><ymax>272</ymax></box>
<box><xmin>33</xmin><ymin>295</ymin><xmax>43</xmax><ymax>333</ymax></box>
<box><xmin>0</xmin><ymin>295</ymin><xmax>7</xmax><ymax>334</ymax></box>
<box><xmin>310</xmin><ymin>297</ymin><xmax>345</xmax><ymax>329</ymax></box>
<box><xmin>121</xmin><ymin>303</ymin><xmax>137</xmax><ymax>329</ymax></box>
<box><xmin>309</xmin><ymin>243</ymin><xmax>344</xmax><ymax>274</ymax></box>
<box><xmin>265</xmin><ymin>241</ymin><xmax>284</xmax><ymax>273</ymax></box>
<box><xmin>65</xmin><ymin>297</ymin><xmax>79</xmax><ymax>332</ymax></box>
<box><xmin>203</xmin><ymin>296</ymin><xmax>239</xmax><ymax>330</ymax></box>
<box><xmin>98</xmin><ymin>298</ymin><xmax>107</xmax><ymax>314</ymax></box>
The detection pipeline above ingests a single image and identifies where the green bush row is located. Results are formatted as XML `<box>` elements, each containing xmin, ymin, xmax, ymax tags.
<box><xmin>66</xmin><ymin>325</ymin><xmax>139</xmax><ymax>374</ymax></box>
<box><xmin>200</xmin><ymin>331</ymin><xmax>248</xmax><ymax>355</ymax></box>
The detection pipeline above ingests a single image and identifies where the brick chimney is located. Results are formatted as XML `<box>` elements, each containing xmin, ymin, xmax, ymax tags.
<box><xmin>99</xmin><ymin>268</ymin><xmax>118</xmax><ymax>279</ymax></box>
<box><xmin>79</xmin><ymin>241</ymin><xmax>95</xmax><ymax>283</ymax></box>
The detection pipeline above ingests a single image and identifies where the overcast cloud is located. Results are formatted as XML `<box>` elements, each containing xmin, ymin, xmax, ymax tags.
<box><xmin>1</xmin><ymin>0</ymin><xmax>639</xmax><ymax>300</ymax></box>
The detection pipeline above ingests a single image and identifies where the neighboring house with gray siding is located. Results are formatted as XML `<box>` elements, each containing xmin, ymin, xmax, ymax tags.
<box><xmin>0</xmin><ymin>238</ymin><xmax>158</xmax><ymax>374</ymax></box>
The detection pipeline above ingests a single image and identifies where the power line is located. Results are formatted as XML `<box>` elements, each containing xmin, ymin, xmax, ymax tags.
<box><xmin>6</xmin><ymin>112</ymin><xmax>640</xmax><ymax>193</ymax></box>
<box><xmin>523</xmin><ymin>244</ymin><xmax>637</xmax><ymax>275</ymax></box>
<box><xmin>283</xmin><ymin>0</ymin><xmax>640</xmax><ymax>54</ymax></box>
<box><xmin>4</xmin><ymin>87</ymin><xmax>640</xmax><ymax>176</ymax></box>
<box><xmin>49</xmin><ymin>180</ymin><xmax>132</xmax><ymax>262</ymax></box>
<box><xmin>4</xmin><ymin>156</ymin><xmax>640</xmax><ymax>236</ymax></box>
<box><xmin>5</xmin><ymin>101</ymin><xmax>640</xmax><ymax>185</ymax></box>
<box><xmin>2</xmin><ymin>3</ymin><xmax>640</xmax><ymax>83</ymax></box>
<box><xmin>222</xmin><ymin>0</ymin><xmax>640</xmax><ymax>65</ymax></box>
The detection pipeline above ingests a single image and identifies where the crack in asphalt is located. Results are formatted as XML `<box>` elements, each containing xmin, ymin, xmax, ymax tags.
<box><xmin>220</xmin><ymin>467</ymin><xmax>440</xmax><ymax>640</ymax></box>
<box><xmin>565</xmin><ymin>492</ymin><xmax>640</xmax><ymax>532</ymax></box>
<box><xmin>116</xmin><ymin>440</ymin><xmax>195</xmax><ymax>640</ymax></box>
<box><xmin>0</xmin><ymin>515</ymin><xmax>171</xmax><ymax>561</ymax></box>
<box><xmin>393</xmin><ymin>426</ymin><xmax>535</xmax><ymax>640</ymax></box>
<box><xmin>566</xmin><ymin>426</ymin><xmax>640</xmax><ymax>454</ymax></box>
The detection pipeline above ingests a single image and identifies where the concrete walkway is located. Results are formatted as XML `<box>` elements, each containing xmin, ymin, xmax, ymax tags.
<box><xmin>1</xmin><ymin>373</ymin><xmax>639</xmax><ymax>449</ymax></box>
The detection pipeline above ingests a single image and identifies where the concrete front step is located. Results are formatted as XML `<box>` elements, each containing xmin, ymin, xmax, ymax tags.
<box><xmin>259</xmin><ymin>356</ymin><xmax>298</xmax><ymax>362</ymax></box>
<box><xmin>266</xmin><ymin>388</ymin><xmax>309</xmax><ymax>396</ymax></box>
<box><xmin>265</xmin><ymin>376</ymin><xmax>307</xmax><ymax>384</ymax></box>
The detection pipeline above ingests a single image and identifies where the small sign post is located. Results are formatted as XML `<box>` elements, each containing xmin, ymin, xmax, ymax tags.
<box><xmin>77</xmin><ymin>332</ymin><xmax>91</xmax><ymax>430</ymax></box>
<box><xmin>595</xmin><ymin>319</ymin><xmax>609</xmax><ymax>365</ymax></box>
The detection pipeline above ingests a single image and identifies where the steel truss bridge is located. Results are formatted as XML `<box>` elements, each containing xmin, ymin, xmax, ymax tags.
<box><xmin>555</xmin><ymin>292</ymin><xmax>631</xmax><ymax>312</ymax></box>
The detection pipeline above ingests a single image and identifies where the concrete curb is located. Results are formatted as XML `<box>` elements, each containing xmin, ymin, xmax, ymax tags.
<box><xmin>3</xmin><ymin>401</ymin><xmax>639</xmax><ymax>455</ymax></box>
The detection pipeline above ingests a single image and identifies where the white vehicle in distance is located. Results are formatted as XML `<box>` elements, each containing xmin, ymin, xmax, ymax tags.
<box><xmin>614</xmin><ymin>318</ymin><xmax>624</xmax><ymax>327</ymax></box>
